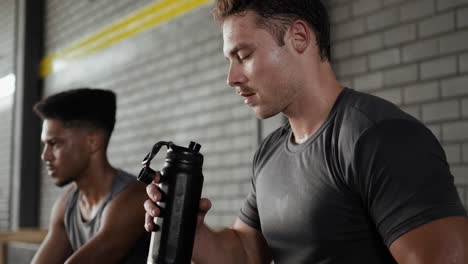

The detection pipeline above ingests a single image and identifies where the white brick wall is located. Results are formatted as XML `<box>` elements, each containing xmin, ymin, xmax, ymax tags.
<box><xmin>383</xmin><ymin>64</ymin><xmax>419</xmax><ymax>87</ymax></box>
<box><xmin>461</xmin><ymin>53</ymin><xmax>468</xmax><ymax>72</ymax></box>
<box><xmin>383</xmin><ymin>24</ymin><xmax>417</xmax><ymax>46</ymax></box>
<box><xmin>366</xmin><ymin>7</ymin><xmax>400</xmax><ymax>31</ymax></box>
<box><xmin>352</xmin><ymin>33</ymin><xmax>383</xmax><ymax>55</ymax></box>
<box><xmin>0</xmin><ymin>0</ymin><xmax>15</xmax><ymax>77</ymax></box>
<box><xmin>458</xmin><ymin>6</ymin><xmax>468</xmax><ymax>27</ymax></box>
<box><xmin>0</xmin><ymin>0</ymin><xmax>15</xmax><ymax>230</ymax></box>
<box><xmin>354</xmin><ymin>72</ymin><xmax>384</xmax><ymax>91</ymax></box>
<box><xmin>373</xmin><ymin>87</ymin><xmax>402</xmax><ymax>105</ymax></box>
<box><xmin>444</xmin><ymin>144</ymin><xmax>462</xmax><ymax>164</ymax></box>
<box><xmin>420</xmin><ymin>56</ymin><xmax>457</xmax><ymax>80</ymax></box>
<box><xmin>437</xmin><ymin>0</ymin><xmax>468</xmax><ymax>11</ymax></box>
<box><xmin>463</xmin><ymin>98</ymin><xmax>468</xmax><ymax>117</ymax></box>
<box><xmin>400</xmin><ymin>0</ymin><xmax>435</xmax><ymax>22</ymax></box>
<box><xmin>369</xmin><ymin>48</ymin><xmax>401</xmax><ymax>70</ymax></box>
<box><xmin>441</xmin><ymin>76</ymin><xmax>468</xmax><ymax>97</ymax></box>
<box><xmin>402</xmin><ymin>39</ymin><xmax>439</xmax><ymax>63</ymax></box>
<box><xmin>422</xmin><ymin>99</ymin><xmax>460</xmax><ymax>122</ymax></box>
<box><xmin>419</xmin><ymin>12</ymin><xmax>455</xmax><ymax>37</ymax></box>
<box><xmin>403</xmin><ymin>81</ymin><xmax>439</xmax><ymax>104</ymax></box>
<box><xmin>443</xmin><ymin>121</ymin><xmax>468</xmax><ymax>141</ymax></box>
<box><xmin>330</xmin><ymin>0</ymin><xmax>468</xmax><ymax>206</ymax></box>
<box><xmin>352</xmin><ymin>0</ymin><xmax>383</xmax><ymax>16</ymax></box>
<box><xmin>440</xmin><ymin>31</ymin><xmax>468</xmax><ymax>54</ymax></box>
<box><xmin>463</xmin><ymin>143</ymin><xmax>468</xmax><ymax>162</ymax></box>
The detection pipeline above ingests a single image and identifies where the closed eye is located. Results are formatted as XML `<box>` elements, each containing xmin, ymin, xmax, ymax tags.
<box><xmin>239</xmin><ymin>53</ymin><xmax>251</xmax><ymax>61</ymax></box>
<box><xmin>45</xmin><ymin>139</ymin><xmax>59</xmax><ymax>147</ymax></box>
<box><xmin>237</xmin><ymin>50</ymin><xmax>253</xmax><ymax>62</ymax></box>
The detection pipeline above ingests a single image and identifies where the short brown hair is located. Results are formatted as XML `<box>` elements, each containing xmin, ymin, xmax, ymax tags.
<box><xmin>212</xmin><ymin>0</ymin><xmax>331</xmax><ymax>60</ymax></box>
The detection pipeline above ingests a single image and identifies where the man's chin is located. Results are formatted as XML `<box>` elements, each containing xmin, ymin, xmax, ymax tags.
<box><xmin>254</xmin><ymin>108</ymin><xmax>280</xmax><ymax>120</ymax></box>
<box><xmin>55</xmin><ymin>179</ymin><xmax>73</xmax><ymax>187</ymax></box>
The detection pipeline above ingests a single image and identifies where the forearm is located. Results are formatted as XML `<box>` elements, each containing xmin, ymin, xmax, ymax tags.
<box><xmin>64</xmin><ymin>237</ymin><xmax>126</xmax><ymax>264</ymax></box>
<box><xmin>32</xmin><ymin>247</ymin><xmax>70</xmax><ymax>264</ymax></box>
<box><xmin>192</xmin><ymin>223</ymin><xmax>250</xmax><ymax>264</ymax></box>
<box><xmin>31</xmin><ymin>232</ymin><xmax>72</xmax><ymax>264</ymax></box>
<box><xmin>65</xmin><ymin>249</ymin><xmax>117</xmax><ymax>264</ymax></box>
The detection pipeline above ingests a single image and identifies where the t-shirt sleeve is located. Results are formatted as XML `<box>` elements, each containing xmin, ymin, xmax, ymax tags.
<box><xmin>239</xmin><ymin>150</ymin><xmax>262</xmax><ymax>230</ymax></box>
<box><xmin>353</xmin><ymin>119</ymin><xmax>467</xmax><ymax>247</ymax></box>
<box><xmin>239</xmin><ymin>177</ymin><xmax>261</xmax><ymax>230</ymax></box>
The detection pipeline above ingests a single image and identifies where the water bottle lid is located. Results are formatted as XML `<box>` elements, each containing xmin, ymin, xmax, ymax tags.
<box><xmin>167</xmin><ymin>141</ymin><xmax>203</xmax><ymax>166</ymax></box>
<box><xmin>188</xmin><ymin>141</ymin><xmax>201</xmax><ymax>153</ymax></box>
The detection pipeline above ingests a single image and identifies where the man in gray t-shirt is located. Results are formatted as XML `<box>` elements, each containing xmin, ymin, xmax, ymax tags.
<box><xmin>144</xmin><ymin>0</ymin><xmax>468</xmax><ymax>263</ymax></box>
<box><xmin>240</xmin><ymin>88</ymin><xmax>466</xmax><ymax>263</ymax></box>
<box><xmin>32</xmin><ymin>88</ymin><xmax>149</xmax><ymax>264</ymax></box>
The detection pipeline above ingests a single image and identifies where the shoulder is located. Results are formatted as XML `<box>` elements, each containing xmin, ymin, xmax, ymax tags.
<box><xmin>333</xmin><ymin>89</ymin><xmax>422</xmax><ymax>157</ymax></box>
<box><xmin>111</xmin><ymin>170</ymin><xmax>144</xmax><ymax>196</ymax></box>
<box><xmin>51</xmin><ymin>185</ymin><xmax>77</xmax><ymax>225</ymax></box>
<box><xmin>104</xmin><ymin>170</ymin><xmax>147</xmax><ymax>214</ymax></box>
<box><xmin>101</xmin><ymin>180</ymin><xmax>147</xmax><ymax>227</ymax></box>
<box><xmin>329</xmin><ymin>89</ymin><xmax>432</xmax><ymax>182</ymax></box>
<box><xmin>335</xmin><ymin>88</ymin><xmax>417</xmax><ymax>133</ymax></box>
<box><xmin>120</xmin><ymin>181</ymin><xmax>147</xmax><ymax>197</ymax></box>
<box><xmin>111</xmin><ymin>181</ymin><xmax>147</xmax><ymax>205</ymax></box>
<box><xmin>115</xmin><ymin>169</ymin><xmax>139</xmax><ymax>184</ymax></box>
<box><xmin>341</xmin><ymin>88</ymin><xmax>409</xmax><ymax>120</ymax></box>
<box><xmin>354</xmin><ymin>118</ymin><xmax>445</xmax><ymax>163</ymax></box>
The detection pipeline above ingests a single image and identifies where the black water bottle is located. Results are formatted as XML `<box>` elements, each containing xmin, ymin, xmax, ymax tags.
<box><xmin>138</xmin><ymin>141</ymin><xmax>204</xmax><ymax>264</ymax></box>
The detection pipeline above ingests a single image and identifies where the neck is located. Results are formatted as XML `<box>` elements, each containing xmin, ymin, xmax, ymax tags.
<box><xmin>76</xmin><ymin>153</ymin><xmax>116</xmax><ymax>207</ymax></box>
<box><xmin>284</xmin><ymin>60</ymin><xmax>343</xmax><ymax>144</ymax></box>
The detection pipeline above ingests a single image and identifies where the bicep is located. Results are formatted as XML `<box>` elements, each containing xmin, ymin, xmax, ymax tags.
<box><xmin>66</xmin><ymin>184</ymin><xmax>148</xmax><ymax>263</ymax></box>
<box><xmin>389</xmin><ymin>216</ymin><xmax>468</xmax><ymax>264</ymax></box>
<box><xmin>231</xmin><ymin>217</ymin><xmax>271</xmax><ymax>264</ymax></box>
<box><xmin>355</xmin><ymin>120</ymin><xmax>466</xmax><ymax>245</ymax></box>
<box><xmin>99</xmin><ymin>184</ymin><xmax>147</xmax><ymax>245</ymax></box>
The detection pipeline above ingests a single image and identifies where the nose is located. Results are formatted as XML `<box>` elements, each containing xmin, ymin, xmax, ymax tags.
<box><xmin>227</xmin><ymin>62</ymin><xmax>247</xmax><ymax>88</ymax></box>
<box><xmin>41</xmin><ymin>145</ymin><xmax>52</xmax><ymax>162</ymax></box>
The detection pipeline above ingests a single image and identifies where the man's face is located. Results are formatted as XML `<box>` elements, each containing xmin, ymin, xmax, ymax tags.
<box><xmin>223</xmin><ymin>11</ymin><xmax>299</xmax><ymax>119</ymax></box>
<box><xmin>40</xmin><ymin>119</ymin><xmax>91</xmax><ymax>187</ymax></box>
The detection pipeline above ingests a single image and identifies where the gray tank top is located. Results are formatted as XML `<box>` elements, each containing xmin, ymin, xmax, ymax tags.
<box><xmin>64</xmin><ymin>169</ymin><xmax>150</xmax><ymax>263</ymax></box>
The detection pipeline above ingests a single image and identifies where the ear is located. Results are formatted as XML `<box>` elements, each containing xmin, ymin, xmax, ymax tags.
<box><xmin>86</xmin><ymin>130</ymin><xmax>101</xmax><ymax>154</ymax></box>
<box><xmin>288</xmin><ymin>20</ymin><xmax>312</xmax><ymax>54</ymax></box>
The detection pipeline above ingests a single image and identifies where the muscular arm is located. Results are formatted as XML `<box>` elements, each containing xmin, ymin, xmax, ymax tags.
<box><xmin>389</xmin><ymin>216</ymin><xmax>468</xmax><ymax>264</ymax></box>
<box><xmin>191</xmin><ymin>217</ymin><xmax>271</xmax><ymax>264</ymax></box>
<box><xmin>31</xmin><ymin>189</ymin><xmax>73</xmax><ymax>264</ymax></box>
<box><xmin>354</xmin><ymin>120</ymin><xmax>468</xmax><ymax>263</ymax></box>
<box><xmin>144</xmin><ymin>177</ymin><xmax>271</xmax><ymax>264</ymax></box>
<box><xmin>65</xmin><ymin>182</ymin><xmax>148</xmax><ymax>264</ymax></box>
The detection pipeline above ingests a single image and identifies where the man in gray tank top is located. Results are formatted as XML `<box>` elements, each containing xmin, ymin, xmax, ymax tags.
<box><xmin>32</xmin><ymin>88</ymin><xmax>149</xmax><ymax>264</ymax></box>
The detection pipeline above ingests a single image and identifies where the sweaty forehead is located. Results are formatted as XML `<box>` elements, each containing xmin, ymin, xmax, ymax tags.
<box><xmin>222</xmin><ymin>12</ymin><xmax>259</xmax><ymax>54</ymax></box>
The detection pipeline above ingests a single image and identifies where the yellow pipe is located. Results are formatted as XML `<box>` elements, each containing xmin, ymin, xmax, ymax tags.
<box><xmin>40</xmin><ymin>0</ymin><xmax>213</xmax><ymax>78</ymax></box>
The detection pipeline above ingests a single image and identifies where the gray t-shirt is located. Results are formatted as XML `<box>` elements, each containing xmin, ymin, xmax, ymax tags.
<box><xmin>64</xmin><ymin>170</ymin><xmax>150</xmax><ymax>263</ymax></box>
<box><xmin>240</xmin><ymin>88</ymin><xmax>466</xmax><ymax>263</ymax></box>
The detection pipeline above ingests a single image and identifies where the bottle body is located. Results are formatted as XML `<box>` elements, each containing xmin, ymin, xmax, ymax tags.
<box><xmin>146</xmin><ymin>145</ymin><xmax>204</xmax><ymax>264</ymax></box>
